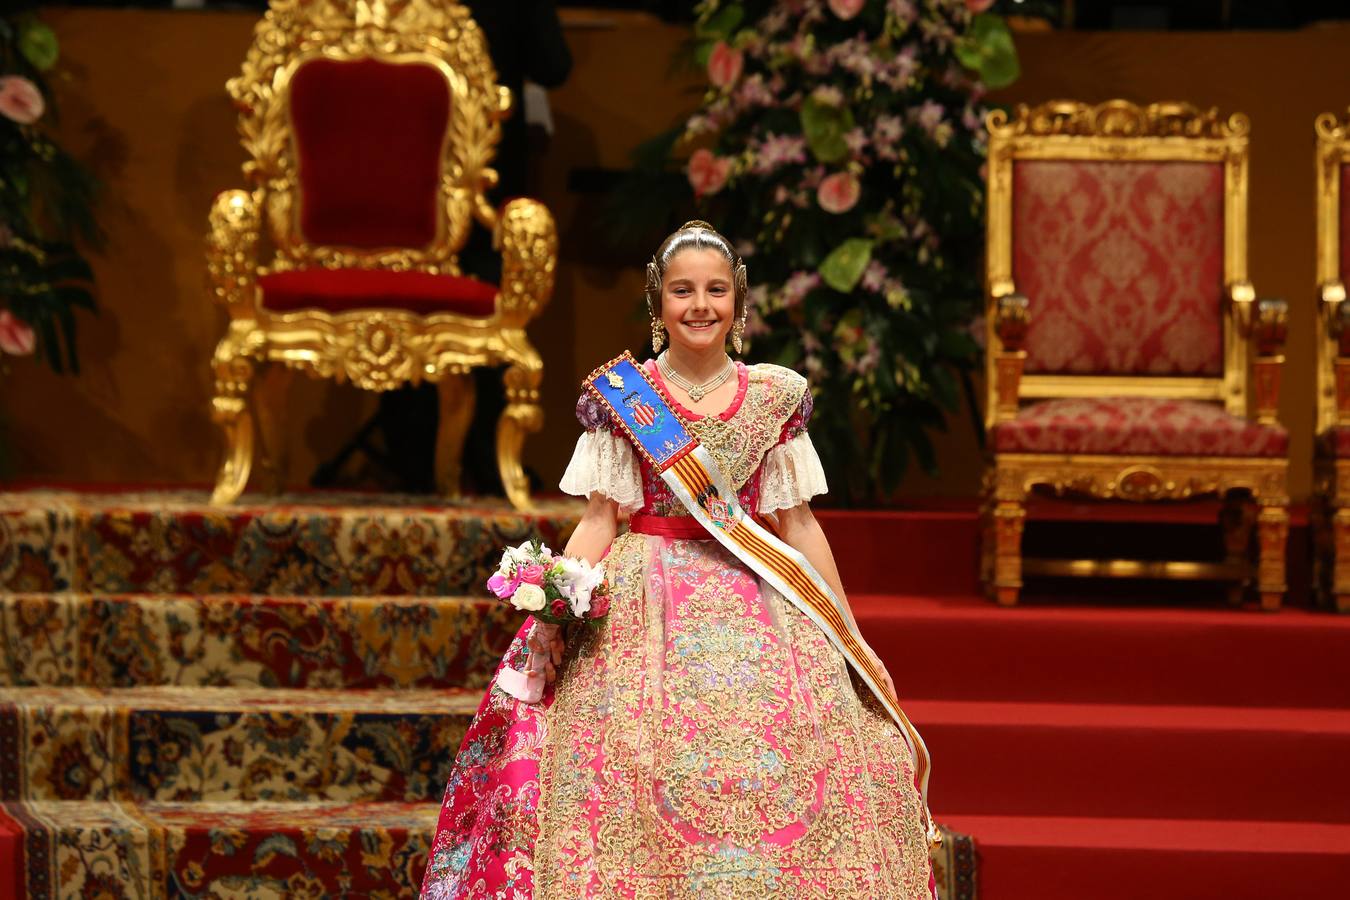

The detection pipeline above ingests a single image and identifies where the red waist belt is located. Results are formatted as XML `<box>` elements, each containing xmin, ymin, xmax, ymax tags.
<box><xmin>628</xmin><ymin>514</ymin><xmax>710</xmax><ymax>539</ymax></box>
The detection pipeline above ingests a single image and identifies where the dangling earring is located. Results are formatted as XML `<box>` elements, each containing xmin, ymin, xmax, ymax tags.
<box><xmin>645</xmin><ymin>260</ymin><xmax>665</xmax><ymax>355</ymax></box>
<box><xmin>651</xmin><ymin>316</ymin><xmax>666</xmax><ymax>353</ymax></box>
<box><xmin>731</xmin><ymin>315</ymin><xmax>746</xmax><ymax>354</ymax></box>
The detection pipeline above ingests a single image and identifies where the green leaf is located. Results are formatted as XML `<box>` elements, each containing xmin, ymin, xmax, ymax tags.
<box><xmin>818</xmin><ymin>239</ymin><xmax>874</xmax><ymax>293</ymax></box>
<box><xmin>955</xmin><ymin>14</ymin><xmax>1020</xmax><ymax>90</ymax></box>
<box><xmin>699</xmin><ymin>4</ymin><xmax>745</xmax><ymax>40</ymax></box>
<box><xmin>19</xmin><ymin>21</ymin><xmax>59</xmax><ymax>72</ymax></box>
<box><xmin>800</xmin><ymin>97</ymin><xmax>855</xmax><ymax>165</ymax></box>
<box><xmin>693</xmin><ymin>40</ymin><xmax>715</xmax><ymax>69</ymax></box>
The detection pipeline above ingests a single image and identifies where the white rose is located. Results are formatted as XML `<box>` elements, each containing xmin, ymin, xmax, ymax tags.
<box><xmin>509</xmin><ymin>583</ymin><xmax>547</xmax><ymax>612</ymax></box>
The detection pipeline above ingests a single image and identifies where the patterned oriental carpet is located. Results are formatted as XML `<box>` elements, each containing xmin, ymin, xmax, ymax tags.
<box><xmin>0</xmin><ymin>491</ymin><xmax>977</xmax><ymax>899</ymax></box>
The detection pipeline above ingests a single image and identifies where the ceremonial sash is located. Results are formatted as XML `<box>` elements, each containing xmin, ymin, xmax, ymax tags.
<box><xmin>585</xmin><ymin>352</ymin><xmax>936</xmax><ymax>837</ymax></box>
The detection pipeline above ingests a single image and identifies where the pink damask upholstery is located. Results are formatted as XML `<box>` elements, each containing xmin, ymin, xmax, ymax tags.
<box><xmin>1012</xmin><ymin>160</ymin><xmax>1225</xmax><ymax>376</ymax></box>
<box><xmin>994</xmin><ymin>397</ymin><xmax>1287</xmax><ymax>457</ymax></box>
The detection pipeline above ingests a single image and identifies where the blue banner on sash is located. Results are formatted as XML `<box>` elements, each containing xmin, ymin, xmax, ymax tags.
<box><xmin>585</xmin><ymin>353</ymin><xmax>695</xmax><ymax>472</ymax></box>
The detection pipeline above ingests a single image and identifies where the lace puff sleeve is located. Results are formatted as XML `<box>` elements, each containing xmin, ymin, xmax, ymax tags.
<box><xmin>757</xmin><ymin>389</ymin><xmax>828</xmax><ymax>514</ymax></box>
<box><xmin>559</xmin><ymin>393</ymin><xmax>645</xmax><ymax>512</ymax></box>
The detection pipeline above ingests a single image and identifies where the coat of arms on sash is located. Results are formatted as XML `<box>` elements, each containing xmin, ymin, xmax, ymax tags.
<box><xmin>622</xmin><ymin>391</ymin><xmax>663</xmax><ymax>434</ymax></box>
<box><xmin>696</xmin><ymin>484</ymin><xmax>737</xmax><ymax>530</ymax></box>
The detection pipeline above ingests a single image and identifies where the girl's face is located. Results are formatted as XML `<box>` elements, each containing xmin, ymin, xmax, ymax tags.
<box><xmin>660</xmin><ymin>248</ymin><xmax>736</xmax><ymax>354</ymax></box>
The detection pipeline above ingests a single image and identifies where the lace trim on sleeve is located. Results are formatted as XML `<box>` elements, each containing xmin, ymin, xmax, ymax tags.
<box><xmin>757</xmin><ymin>432</ymin><xmax>828</xmax><ymax>514</ymax></box>
<box><xmin>559</xmin><ymin>429</ymin><xmax>644</xmax><ymax>512</ymax></box>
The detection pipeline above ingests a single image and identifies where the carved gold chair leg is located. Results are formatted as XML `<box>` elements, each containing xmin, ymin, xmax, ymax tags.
<box><xmin>1333</xmin><ymin>507</ymin><xmax>1350</xmax><ymax>613</ymax></box>
<box><xmin>252</xmin><ymin>362</ymin><xmax>295</xmax><ymax>496</ymax></box>
<box><xmin>435</xmin><ymin>371</ymin><xmax>476</xmax><ymax>500</ymax></box>
<box><xmin>1220</xmin><ymin>492</ymin><xmax>1256</xmax><ymax>606</ymax></box>
<box><xmin>210</xmin><ymin>325</ymin><xmax>260</xmax><ymax>505</ymax></box>
<box><xmin>497</xmin><ymin>334</ymin><xmax>544</xmax><ymax>511</ymax></box>
<box><xmin>1256</xmin><ymin>501</ymin><xmax>1290</xmax><ymax>611</ymax></box>
<box><xmin>992</xmin><ymin>497</ymin><xmax>1027</xmax><ymax>607</ymax></box>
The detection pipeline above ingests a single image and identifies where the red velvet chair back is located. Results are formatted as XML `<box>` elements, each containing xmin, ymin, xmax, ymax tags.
<box><xmin>289</xmin><ymin>58</ymin><xmax>451</xmax><ymax>249</ymax></box>
<box><xmin>1011</xmin><ymin>159</ymin><xmax>1226</xmax><ymax>377</ymax></box>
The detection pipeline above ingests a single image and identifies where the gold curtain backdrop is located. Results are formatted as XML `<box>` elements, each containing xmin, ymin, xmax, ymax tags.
<box><xmin>4</xmin><ymin>8</ymin><xmax>1344</xmax><ymax>501</ymax></box>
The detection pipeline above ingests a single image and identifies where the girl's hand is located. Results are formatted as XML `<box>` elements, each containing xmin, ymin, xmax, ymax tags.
<box><xmin>866</xmin><ymin>647</ymin><xmax>898</xmax><ymax>703</ymax></box>
<box><xmin>526</xmin><ymin>620</ymin><xmax>565</xmax><ymax>683</ymax></box>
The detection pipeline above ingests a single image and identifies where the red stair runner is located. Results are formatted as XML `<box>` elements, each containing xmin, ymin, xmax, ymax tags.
<box><xmin>857</xmin><ymin>586</ymin><xmax>1350</xmax><ymax>899</ymax></box>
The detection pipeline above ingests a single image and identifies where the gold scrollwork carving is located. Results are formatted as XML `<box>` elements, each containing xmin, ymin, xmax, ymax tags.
<box><xmin>987</xmin><ymin>100</ymin><xmax>1250</xmax><ymax>141</ymax></box>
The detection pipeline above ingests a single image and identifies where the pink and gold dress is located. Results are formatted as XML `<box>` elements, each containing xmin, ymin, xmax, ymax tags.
<box><xmin>421</xmin><ymin>361</ymin><xmax>934</xmax><ymax>899</ymax></box>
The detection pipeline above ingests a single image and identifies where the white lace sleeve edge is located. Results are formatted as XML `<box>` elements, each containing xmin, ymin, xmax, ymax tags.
<box><xmin>559</xmin><ymin>430</ymin><xmax>645</xmax><ymax>513</ymax></box>
<box><xmin>757</xmin><ymin>433</ymin><xmax>828</xmax><ymax>514</ymax></box>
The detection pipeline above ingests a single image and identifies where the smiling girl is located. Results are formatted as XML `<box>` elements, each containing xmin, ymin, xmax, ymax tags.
<box><xmin>421</xmin><ymin>221</ymin><xmax>935</xmax><ymax>900</ymax></box>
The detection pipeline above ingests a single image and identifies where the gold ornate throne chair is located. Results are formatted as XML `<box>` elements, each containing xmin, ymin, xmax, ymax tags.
<box><xmin>206</xmin><ymin>0</ymin><xmax>558</xmax><ymax>509</ymax></box>
<box><xmin>982</xmin><ymin>100</ymin><xmax>1290</xmax><ymax>609</ymax></box>
<box><xmin>1314</xmin><ymin>109</ymin><xmax>1350</xmax><ymax>612</ymax></box>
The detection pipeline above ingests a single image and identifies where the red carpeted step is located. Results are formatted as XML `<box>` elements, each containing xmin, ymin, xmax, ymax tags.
<box><xmin>910</xmin><ymin>700</ymin><xmax>1350</xmax><ymax>823</ymax></box>
<box><xmin>857</xmin><ymin>594</ymin><xmax>1350</xmax><ymax>708</ymax></box>
<box><xmin>816</xmin><ymin>509</ymin><xmax>981</xmax><ymax>595</ymax></box>
<box><xmin>819</xmin><ymin>502</ymin><xmax>1315</xmax><ymax>605</ymax></box>
<box><xmin>1</xmin><ymin>799</ymin><xmax>437</xmax><ymax>897</ymax></box>
<box><xmin>941</xmin><ymin>814</ymin><xmax>1350</xmax><ymax>900</ymax></box>
<box><xmin>1</xmin><ymin>592</ymin><xmax>521</xmax><ymax>690</ymax></box>
<box><xmin>0</xmin><ymin>686</ymin><xmax>480</xmax><ymax>803</ymax></box>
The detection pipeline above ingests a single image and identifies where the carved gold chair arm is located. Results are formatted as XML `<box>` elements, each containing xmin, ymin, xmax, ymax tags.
<box><xmin>1324</xmin><ymin>280</ymin><xmax>1349</xmax><ymax>352</ymax></box>
<box><xmin>495</xmin><ymin>197</ymin><xmax>558</xmax><ymax>329</ymax></box>
<box><xmin>994</xmin><ymin>292</ymin><xmax>1030</xmax><ymax>351</ymax></box>
<box><xmin>1228</xmin><ymin>280</ymin><xmax>1256</xmax><ymax>335</ymax></box>
<box><xmin>992</xmin><ymin>291</ymin><xmax>1029</xmax><ymax>423</ymax></box>
<box><xmin>1251</xmin><ymin>297</ymin><xmax>1287</xmax><ymax>425</ymax></box>
<box><xmin>206</xmin><ymin>189</ymin><xmax>262</xmax><ymax>318</ymax></box>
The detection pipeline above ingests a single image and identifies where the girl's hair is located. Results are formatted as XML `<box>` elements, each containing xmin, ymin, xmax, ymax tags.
<box><xmin>643</xmin><ymin>220</ymin><xmax>748</xmax><ymax>319</ymax></box>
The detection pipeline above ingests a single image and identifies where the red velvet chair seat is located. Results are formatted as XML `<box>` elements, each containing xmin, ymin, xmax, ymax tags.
<box><xmin>994</xmin><ymin>397</ymin><xmax>1288</xmax><ymax>458</ymax></box>
<box><xmin>259</xmin><ymin>268</ymin><xmax>498</xmax><ymax>317</ymax></box>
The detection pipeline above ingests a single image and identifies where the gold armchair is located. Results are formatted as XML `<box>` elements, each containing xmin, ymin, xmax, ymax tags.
<box><xmin>982</xmin><ymin>100</ymin><xmax>1290</xmax><ymax>609</ymax></box>
<box><xmin>1314</xmin><ymin>110</ymin><xmax>1350</xmax><ymax>611</ymax></box>
<box><xmin>206</xmin><ymin>0</ymin><xmax>558</xmax><ymax>509</ymax></box>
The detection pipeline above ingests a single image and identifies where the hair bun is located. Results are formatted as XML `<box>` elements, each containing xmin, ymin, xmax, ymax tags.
<box><xmin>679</xmin><ymin>219</ymin><xmax>716</xmax><ymax>232</ymax></box>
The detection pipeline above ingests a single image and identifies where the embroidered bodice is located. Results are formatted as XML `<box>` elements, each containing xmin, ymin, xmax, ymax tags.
<box><xmin>561</xmin><ymin>360</ymin><xmax>827</xmax><ymax>516</ymax></box>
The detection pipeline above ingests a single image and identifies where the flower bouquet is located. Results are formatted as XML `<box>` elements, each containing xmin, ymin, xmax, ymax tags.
<box><xmin>488</xmin><ymin>541</ymin><xmax>609</xmax><ymax>704</ymax></box>
<box><xmin>487</xmin><ymin>540</ymin><xmax>611</xmax><ymax>625</ymax></box>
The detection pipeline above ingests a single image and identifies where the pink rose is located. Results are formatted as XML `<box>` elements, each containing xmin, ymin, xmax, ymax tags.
<box><xmin>707</xmin><ymin>42</ymin><xmax>743</xmax><ymax>90</ymax></box>
<box><xmin>486</xmin><ymin>570</ymin><xmax>521</xmax><ymax>599</ymax></box>
<box><xmin>0</xmin><ymin>311</ymin><xmax>36</xmax><ymax>356</ymax></box>
<box><xmin>519</xmin><ymin>564</ymin><xmax>546</xmax><ymax>586</ymax></box>
<box><xmin>0</xmin><ymin>77</ymin><xmax>44</xmax><ymax>125</ymax></box>
<box><xmin>589</xmin><ymin>595</ymin><xmax>610</xmax><ymax>619</ymax></box>
<box><xmin>550</xmin><ymin>598</ymin><xmax>568</xmax><ymax>618</ymax></box>
<box><xmin>817</xmin><ymin>172</ymin><xmax>861</xmax><ymax>214</ymax></box>
<box><xmin>687</xmin><ymin>148</ymin><xmax>732</xmax><ymax>198</ymax></box>
<box><xmin>829</xmin><ymin>0</ymin><xmax>867</xmax><ymax>20</ymax></box>
<box><xmin>967</xmin><ymin>0</ymin><xmax>996</xmax><ymax>11</ymax></box>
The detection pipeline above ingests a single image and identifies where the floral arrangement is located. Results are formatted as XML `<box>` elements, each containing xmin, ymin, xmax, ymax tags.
<box><xmin>615</xmin><ymin>0</ymin><xmax>1018</xmax><ymax>501</ymax></box>
<box><xmin>486</xmin><ymin>540</ymin><xmax>612</xmax><ymax>625</ymax></box>
<box><xmin>0</xmin><ymin>10</ymin><xmax>99</xmax><ymax>373</ymax></box>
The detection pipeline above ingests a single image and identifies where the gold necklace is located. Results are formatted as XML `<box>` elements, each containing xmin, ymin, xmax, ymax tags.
<box><xmin>657</xmin><ymin>350</ymin><xmax>734</xmax><ymax>402</ymax></box>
